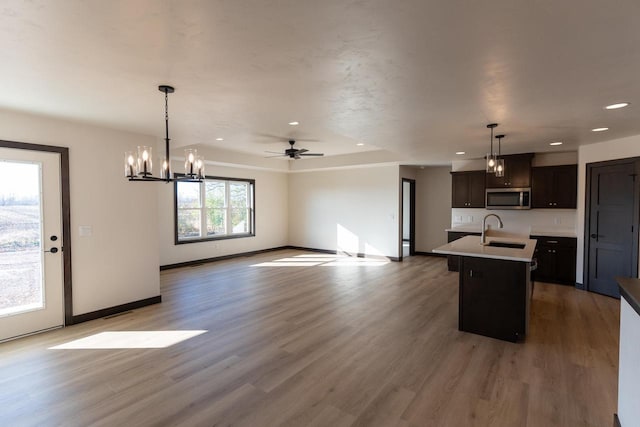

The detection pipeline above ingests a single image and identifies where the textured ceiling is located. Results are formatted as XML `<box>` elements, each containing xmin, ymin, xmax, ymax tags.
<box><xmin>1</xmin><ymin>0</ymin><xmax>640</xmax><ymax>165</ymax></box>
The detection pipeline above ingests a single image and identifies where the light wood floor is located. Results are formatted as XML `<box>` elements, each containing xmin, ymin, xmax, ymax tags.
<box><xmin>0</xmin><ymin>250</ymin><xmax>620</xmax><ymax>426</ymax></box>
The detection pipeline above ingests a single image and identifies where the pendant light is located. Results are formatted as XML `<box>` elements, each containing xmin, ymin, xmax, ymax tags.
<box><xmin>485</xmin><ymin>123</ymin><xmax>498</xmax><ymax>173</ymax></box>
<box><xmin>125</xmin><ymin>85</ymin><xmax>205</xmax><ymax>182</ymax></box>
<box><xmin>495</xmin><ymin>134</ymin><xmax>505</xmax><ymax>178</ymax></box>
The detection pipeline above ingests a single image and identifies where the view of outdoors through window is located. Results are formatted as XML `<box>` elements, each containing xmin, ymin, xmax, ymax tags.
<box><xmin>0</xmin><ymin>161</ymin><xmax>44</xmax><ymax>316</ymax></box>
<box><xmin>176</xmin><ymin>178</ymin><xmax>253</xmax><ymax>242</ymax></box>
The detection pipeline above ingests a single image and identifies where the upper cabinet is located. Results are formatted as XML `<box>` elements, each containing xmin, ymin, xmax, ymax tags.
<box><xmin>485</xmin><ymin>153</ymin><xmax>534</xmax><ymax>188</ymax></box>
<box><xmin>531</xmin><ymin>164</ymin><xmax>578</xmax><ymax>208</ymax></box>
<box><xmin>451</xmin><ymin>170</ymin><xmax>486</xmax><ymax>208</ymax></box>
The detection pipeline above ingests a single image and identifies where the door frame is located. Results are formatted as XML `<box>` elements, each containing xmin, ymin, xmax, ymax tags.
<box><xmin>400</xmin><ymin>178</ymin><xmax>416</xmax><ymax>260</ymax></box>
<box><xmin>0</xmin><ymin>139</ymin><xmax>73</xmax><ymax>325</ymax></box>
<box><xmin>583</xmin><ymin>157</ymin><xmax>640</xmax><ymax>293</ymax></box>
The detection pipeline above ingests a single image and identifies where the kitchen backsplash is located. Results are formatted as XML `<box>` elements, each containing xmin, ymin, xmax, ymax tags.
<box><xmin>450</xmin><ymin>208</ymin><xmax>577</xmax><ymax>234</ymax></box>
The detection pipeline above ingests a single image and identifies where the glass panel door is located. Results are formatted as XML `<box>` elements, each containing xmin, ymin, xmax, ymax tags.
<box><xmin>0</xmin><ymin>148</ymin><xmax>63</xmax><ymax>342</ymax></box>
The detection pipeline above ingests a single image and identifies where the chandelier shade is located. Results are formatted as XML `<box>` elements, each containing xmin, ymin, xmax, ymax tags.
<box><xmin>485</xmin><ymin>123</ymin><xmax>498</xmax><ymax>173</ymax></box>
<box><xmin>495</xmin><ymin>134</ymin><xmax>505</xmax><ymax>178</ymax></box>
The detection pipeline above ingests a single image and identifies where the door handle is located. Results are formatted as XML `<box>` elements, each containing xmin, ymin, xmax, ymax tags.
<box><xmin>45</xmin><ymin>247</ymin><xmax>59</xmax><ymax>254</ymax></box>
<box><xmin>590</xmin><ymin>234</ymin><xmax>598</xmax><ymax>239</ymax></box>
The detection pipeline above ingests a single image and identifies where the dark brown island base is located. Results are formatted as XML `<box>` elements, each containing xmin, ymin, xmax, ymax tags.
<box><xmin>434</xmin><ymin>235</ymin><xmax>537</xmax><ymax>343</ymax></box>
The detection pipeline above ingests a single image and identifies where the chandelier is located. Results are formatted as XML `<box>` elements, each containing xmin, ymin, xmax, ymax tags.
<box><xmin>125</xmin><ymin>85</ymin><xmax>205</xmax><ymax>182</ymax></box>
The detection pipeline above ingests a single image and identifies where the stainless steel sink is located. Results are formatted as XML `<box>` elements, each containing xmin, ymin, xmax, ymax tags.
<box><xmin>486</xmin><ymin>241</ymin><xmax>526</xmax><ymax>249</ymax></box>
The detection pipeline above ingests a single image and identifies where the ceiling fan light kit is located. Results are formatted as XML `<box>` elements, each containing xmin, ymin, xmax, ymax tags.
<box><xmin>125</xmin><ymin>85</ymin><xmax>205</xmax><ymax>182</ymax></box>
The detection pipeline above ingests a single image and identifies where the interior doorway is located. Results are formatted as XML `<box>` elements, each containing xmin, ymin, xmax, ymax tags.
<box><xmin>0</xmin><ymin>140</ymin><xmax>72</xmax><ymax>342</ymax></box>
<box><xmin>584</xmin><ymin>158</ymin><xmax>640</xmax><ymax>298</ymax></box>
<box><xmin>401</xmin><ymin>178</ymin><xmax>416</xmax><ymax>259</ymax></box>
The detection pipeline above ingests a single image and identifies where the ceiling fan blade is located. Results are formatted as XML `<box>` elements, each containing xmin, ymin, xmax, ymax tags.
<box><xmin>264</xmin><ymin>154</ymin><xmax>286</xmax><ymax>158</ymax></box>
<box><xmin>299</xmin><ymin>153</ymin><xmax>324</xmax><ymax>156</ymax></box>
<box><xmin>265</xmin><ymin>150</ymin><xmax>284</xmax><ymax>154</ymax></box>
<box><xmin>297</xmin><ymin>148</ymin><xmax>309</xmax><ymax>154</ymax></box>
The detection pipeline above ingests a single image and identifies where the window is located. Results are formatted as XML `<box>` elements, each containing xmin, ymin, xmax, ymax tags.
<box><xmin>175</xmin><ymin>176</ymin><xmax>255</xmax><ymax>243</ymax></box>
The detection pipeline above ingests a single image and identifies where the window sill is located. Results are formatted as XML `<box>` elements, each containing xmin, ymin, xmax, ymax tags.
<box><xmin>175</xmin><ymin>233</ymin><xmax>255</xmax><ymax>245</ymax></box>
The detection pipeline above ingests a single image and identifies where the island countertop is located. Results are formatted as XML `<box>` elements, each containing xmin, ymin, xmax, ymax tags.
<box><xmin>433</xmin><ymin>235</ymin><xmax>537</xmax><ymax>262</ymax></box>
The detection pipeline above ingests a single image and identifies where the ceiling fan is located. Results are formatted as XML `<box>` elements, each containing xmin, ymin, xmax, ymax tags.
<box><xmin>266</xmin><ymin>140</ymin><xmax>324</xmax><ymax>160</ymax></box>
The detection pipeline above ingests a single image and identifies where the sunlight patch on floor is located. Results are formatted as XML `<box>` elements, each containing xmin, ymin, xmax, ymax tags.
<box><xmin>48</xmin><ymin>330</ymin><xmax>207</xmax><ymax>350</ymax></box>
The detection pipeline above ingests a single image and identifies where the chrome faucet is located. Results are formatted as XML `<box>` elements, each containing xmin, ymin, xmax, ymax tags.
<box><xmin>481</xmin><ymin>214</ymin><xmax>503</xmax><ymax>245</ymax></box>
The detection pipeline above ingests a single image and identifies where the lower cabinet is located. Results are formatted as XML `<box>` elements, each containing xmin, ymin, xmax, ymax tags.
<box><xmin>447</xmin><ymin>231</ymin><xmax>481</xmax><ymax>271</ymax></box>
<box><xmin>459</xmin><ymin>256</ymin><xmax>531</xmax><ymax>342</ymax></box>
<box><xmin>531</xmin><ymin>235</ymin><xmax>576</xmax><ymax>285</ymax></box>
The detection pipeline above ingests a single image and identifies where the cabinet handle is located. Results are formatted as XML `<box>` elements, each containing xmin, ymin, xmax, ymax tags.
<box><xmin>546</xmin><ymin>240</ymin><xmax>558</xmax><ymax>244</ymax></box>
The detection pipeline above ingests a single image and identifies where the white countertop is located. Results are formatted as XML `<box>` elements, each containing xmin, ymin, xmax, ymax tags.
<box><xmin>433</xmin><ymin>235</ymin><xmax>537</xmax><ymax>262</ymax></box>
<box><xmin>446</xmin><ymin>225</ymin><xmax>576</xmax><ymax>238</ymax></box>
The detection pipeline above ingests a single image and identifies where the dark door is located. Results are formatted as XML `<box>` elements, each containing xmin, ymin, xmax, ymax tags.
<box><xmin>586</xmin><ymin>161</ymin><xmax>638</xmax><ymax>298</ymax></box>
<box><xmin>401</xmin><ymin>178</ymin><xmax>416</xmax><ymax>258</ymax></box>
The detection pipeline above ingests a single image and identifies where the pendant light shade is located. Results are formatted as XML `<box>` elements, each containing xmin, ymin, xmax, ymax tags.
<box><xmin>125</xmin><ymin>85</ymin><xmax>205</xmax><ymax>182</ymax></box>
<box><xmin>495</xmin><ymin>134</ymin><xmax>505</xmax><ymax>178</ymax></box>
<box><xmin>486</xmin><ymin>123</ymin><xmax>498</xmax><ymax>173</ymax></box>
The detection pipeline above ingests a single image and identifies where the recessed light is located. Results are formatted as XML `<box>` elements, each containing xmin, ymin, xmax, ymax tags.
<box><xmin>605</xmin><ymin>102</ymin><xmax>629</xmax><ymax>110</ymax></box>
<box><xmin>592</xmin><ymin>127</ymin><xmax>609</xmax><ymax>132</ymax></box>
<box><xmin>215</xmin><ymin>137</ymin><xmax>224</xmax><ymax>141</ymax></box>
<box><xmin>455</xmin><ymin>151</ymin><xmax>465</xmax><ymax>155</ymax></box>
<box><xmin>356</xmin><ymin>143</ymin><xmax>364</xmax><ymax>146</ymax></box>
<box><xmin>288</xmin><ymin>121</ymin><xmax>299</xmax><ymax>126</ymax></box>
<box><xmin>549</xmin><ymin>142</ymin><xmax>563</xmax><ymax>146</ymax></box>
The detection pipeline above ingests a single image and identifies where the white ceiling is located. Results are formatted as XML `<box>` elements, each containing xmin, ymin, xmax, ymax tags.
<box><xmin>1</xmin><ymin>1</ymin><xmax>640</xmax><ymax>166</ymax></box>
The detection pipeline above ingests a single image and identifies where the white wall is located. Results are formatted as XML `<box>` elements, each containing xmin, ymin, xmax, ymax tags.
<box><xmin>577</xmin><ymin>135</ymin><xmax>640</xmax><ymax>282</ymax></box>
<box><xmin>288</xmin><ymin>165</ymin><xmax>400</xmax><ymax>258</ymax></box>
<box><xmin>415</xmin><ymin>166</ymin><xmax>452</xmax><ymax>252</ymax></box>
<box><xmin>0</xmin><ymin>109</ymin><xmax>160</xmax><ymax>316</ymax></box>
<box><xmin>158</xmin><ymin>162</ymin><xmax>288</xmax><ymax>266</ymax></box>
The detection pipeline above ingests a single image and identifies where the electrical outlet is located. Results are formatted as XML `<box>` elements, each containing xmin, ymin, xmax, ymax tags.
<box><xmin>467</xmin><ymin>215</ymin><xmax>473</xmax><ymax>223</ymax></box>
<box><xmin>554</xmin><ymin>217</ymin><xmax>561</xmax><ymax>225</ymax></box>
<box><xmin>455</xmin><ymin>215</ymin><xmax>463</xmax><ymax>223</ymax></box>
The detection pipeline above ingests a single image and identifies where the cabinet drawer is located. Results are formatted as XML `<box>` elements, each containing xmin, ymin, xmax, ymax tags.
<box><xmin>530</xmin><ymin>235</ymin><xmax>576</xmax><ymax>248</ymax></box>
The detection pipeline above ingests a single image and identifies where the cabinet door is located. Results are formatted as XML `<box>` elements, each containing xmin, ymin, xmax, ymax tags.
<box><xmin>459</xmin><ymin>257</ymin><xmax>527</xmax><ymax>342</ymax></box>
<box><xmin>506</xmin><ymin>155</ymin><xmax>533</xmax><ymax>188</ymax></box>
<box><xmin>534</xmin><ymin>245</ymin><xmax>556</xmax><ymax>282</ymax></box>
<box><xmin>554</xmin><ymin>246</ymin><xmax>576</xmax><ymax>284</ymax></box>
<box><xmin>451</xmin><ymin>172</ymin><xmax>470</xmax><ymax>208</ymax></box>
<box><xmin>553</xmin><ymin>165</ymin><xmax>577</xmax><ymax>208</ymax></box>
<box><xmin>531</xmin><ymin>167</ymin><xmax>554</xmax><ymax>208</ymax></box>
<box><xmin>485</xmin><ymin>168</ymin><xmax>506</xmax><ymax>188</ymax></box>
<box><xmin>468</xmin><ymin>171</ymin><xmax>486</xmax><ymax>207</ymax></box>
<box><xmin>486</xmin><ymin>154</ymin><xmax>533</xmax><ymax>188</ymax></box>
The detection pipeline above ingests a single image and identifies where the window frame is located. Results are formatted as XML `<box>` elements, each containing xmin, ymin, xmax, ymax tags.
<box><xmin>174</xmin><ymin>174</ymin><xmax>255</xmax><ymax>245</ymax></box>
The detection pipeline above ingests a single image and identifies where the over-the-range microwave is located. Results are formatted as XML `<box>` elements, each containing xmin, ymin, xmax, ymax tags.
<box><xmin>486</xmin><ymin>187</ymin><xmax>531</xmax><ymax>210</ymax></box>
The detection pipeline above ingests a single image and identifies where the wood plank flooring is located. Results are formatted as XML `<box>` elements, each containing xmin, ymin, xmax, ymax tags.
<box><xmin>0</xmin><ymin>249</ymin><xmax>620</xmax><ymax>426</ymax></box>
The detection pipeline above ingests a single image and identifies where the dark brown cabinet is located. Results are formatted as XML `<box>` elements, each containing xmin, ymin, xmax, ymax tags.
<box><xmin>451</xmin><ymin>171</ymin><xmax>485</xmax><ymax>208</ymax></box>
<box><xmin>447</xmin><ymin>231</ymin><xmax>481</xmax><ymax>271</ymax></box>
<box><xmin>485</xmin><ymin>153</ymin><xmax>534</xmax><ymax>188</ymax></box>
<box><xmin>459</xmin><ymin>256</ymin><xmax>531</xmax><ymax>342</ymax></box>
<box><xmin>531</xmin><ymin>164</ymin><xmax>577</xmax><ymax>208</ymax></box>
<box><xmin>531</xmin><ymin>235</ymin><xmax>576</xmax><ymax>285</ymax></box>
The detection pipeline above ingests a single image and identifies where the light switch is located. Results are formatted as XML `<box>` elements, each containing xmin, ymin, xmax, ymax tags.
<box><xmin>79</xmin><ymin>226</ymin><xmax>92</xmax><ymax>237</ymax></box>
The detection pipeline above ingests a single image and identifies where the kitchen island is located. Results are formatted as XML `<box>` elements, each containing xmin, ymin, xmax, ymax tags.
<box><xmin>434</xmin><ymin>235</ymin><xmax>537</xmax><ymax>342</ymax></box>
